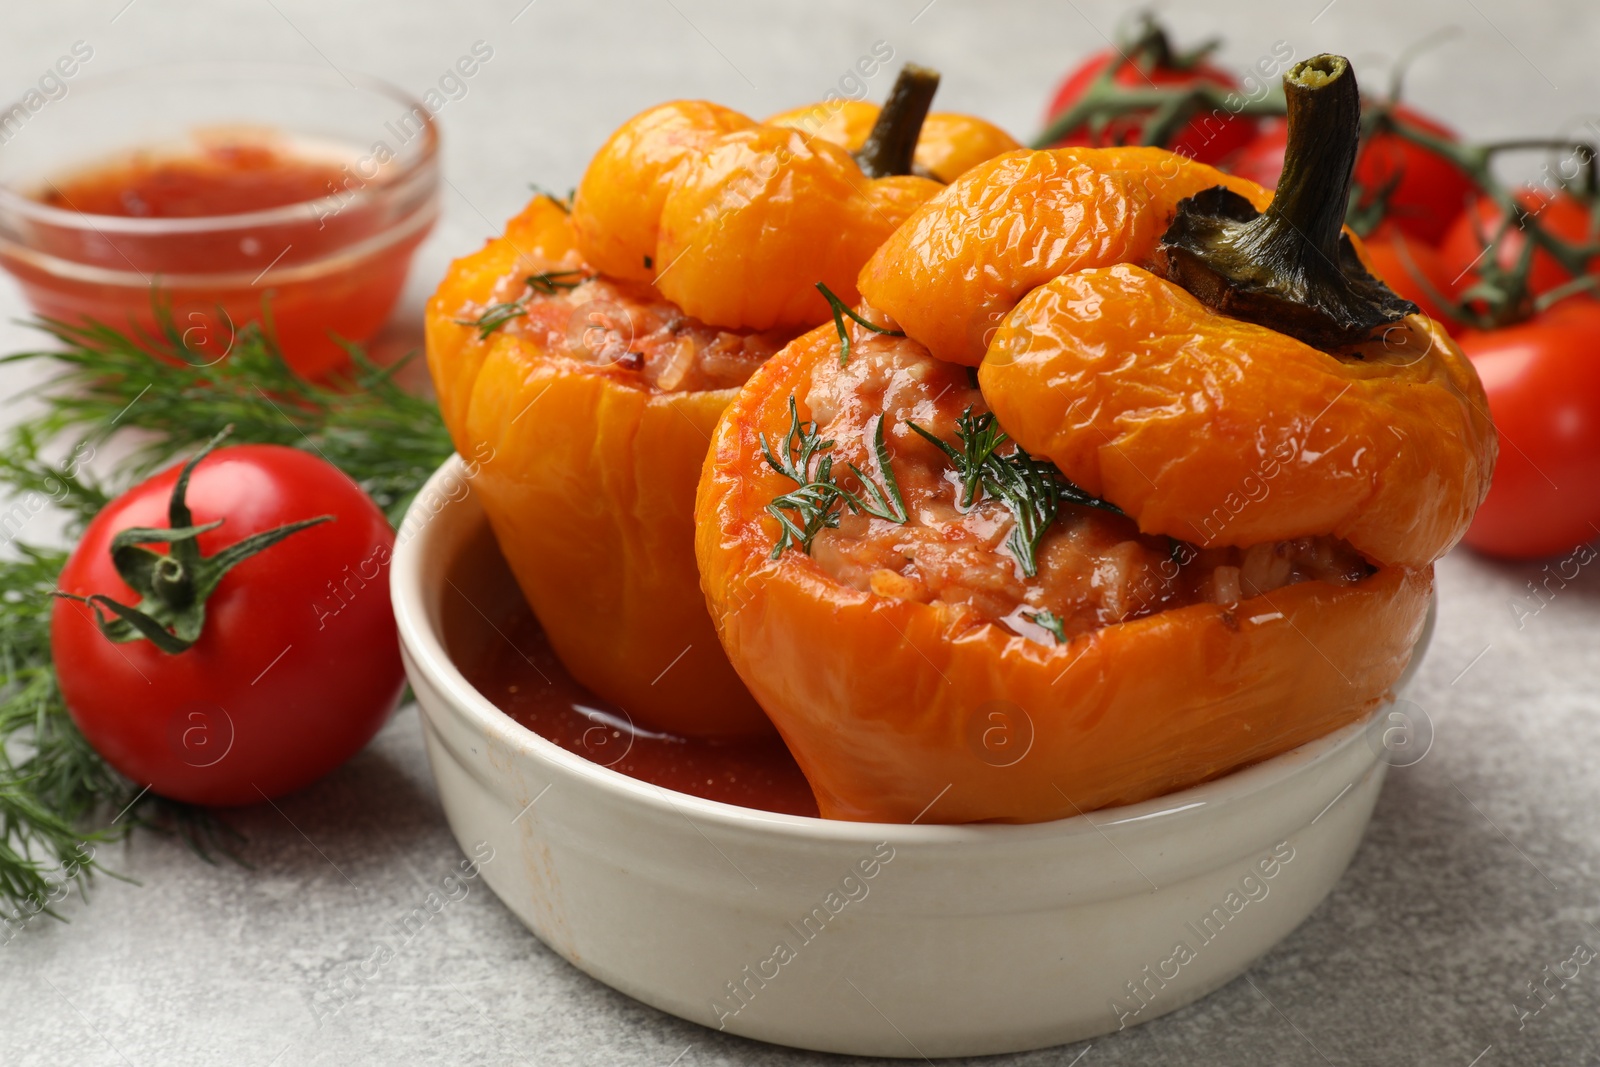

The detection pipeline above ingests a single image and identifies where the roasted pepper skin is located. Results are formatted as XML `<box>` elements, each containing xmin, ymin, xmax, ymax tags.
<box><xmin>654</xmin><ymin>126</ymin><xmax>937</xmax><ymax>332</ymax></box>
<box><xmin>569</xmin><ymin>100</ymin><xmax>753</xmax><ymax>284</ymax></box>
<box><xmin>859</xmin><ymin>147</ymin><xmax>1271</xmax><ymax>366</ymax></box>
<box><xmin>984</xmin><ymin>266</ymin><xmax>1494</xmax><ymax>567</ymax></box>
<box><xmin>571</xmin><ymin>100</ymin><xmax>951</xmax><ymax>333</ymax></box>
<box><xmin>428</xmin><ymin>197</ymin><xmax>768</xmax><ymax>736</ymax></box>
<box><xmin>696</xmin><ymin>326</ymin><xmax>1434</xmax><ymax>822</ymax></box>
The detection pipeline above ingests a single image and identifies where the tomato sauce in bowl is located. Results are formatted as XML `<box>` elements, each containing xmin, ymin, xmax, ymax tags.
<box><xmin>38</xmin><ymin>139</ymin><xmax>351</xmax><ymax>218</ymax></box>
<box><xmin>439</xmin><ymin>520</ymin><xmax>817</xmax><ymax>817</ymax></box>
<box><xmin>459</xmin><ymin>604</ymin><xmax>818</xmax><ymax>817</ymax></box>
<box><xmin>0</xmin><ymin>64</ymin><xmax>439</xmax><ymax>378</ymax></box>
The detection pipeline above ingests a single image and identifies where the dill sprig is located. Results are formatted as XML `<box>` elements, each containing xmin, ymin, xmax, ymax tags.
<box><xmin>1022</xmin><ymin>608</ymin><xmax>1067</xmax><ymax>644</ymax></box>
<box><xmin>815</xmin><ymin>283</ymin><xmax>904</xmax><ymax>366</ymax></box>
<box><xmin>910</xmin><ymin>406</ymin><xmax>1123</xmax><ymax>577</ymax></box>
<box><xmin>457</xmin><ymin>270</ymin><xmax>593</xmax><ymax>338</ymax></box>
<box><xmin>457</xmin><ymin>300</ymin><xmax>528</xmax><ymax>339</ymax></box>
<box><xmin>760</xmin><ymin>396</ymin><xmax>907</xmax><ymax>558</ymax></box>
<box><xmin>0</xmin><ymin>545</ymin><xmax>121</xmax><ymax>923</ymax></box>
<box><xmin>0</xmin><ymin>302</ymin><xmax>453</xmax><ymax>918</ymax></box>
<box><xmin>5</xmin><ymin>310</ymin><xmax>452</xmax><ymax>526</ymax></box>
<box><xmin>527</xmin><ymin>185</ymin><xmax>575</xmax><ymax>212</ymax></box>
<box><xmin>525</xmin><ymin>269</ymin><xmax>589</xmax><ymax>295</ymax></box>
<box><xmin>912</xmin><ymin>407</ymin><xmax>1006</xmax><ymax>507</ymax></box>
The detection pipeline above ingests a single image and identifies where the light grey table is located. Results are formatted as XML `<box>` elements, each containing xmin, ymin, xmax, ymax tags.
<box><xmin>3</xmin><ymin>2</ymin><xmax>1598</xmax><ymax>1064</ymax></box>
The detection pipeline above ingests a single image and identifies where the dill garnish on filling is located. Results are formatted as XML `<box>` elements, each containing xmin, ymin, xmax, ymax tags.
<box><xmin>908</xmin><ymin>406</ymin><xmax>1123</xmax><ymax>577</ymax></box>
<box><xmin>761</xmin><ymin>396</ymin><xmax>907</xmax><ymax>559</ymax></box>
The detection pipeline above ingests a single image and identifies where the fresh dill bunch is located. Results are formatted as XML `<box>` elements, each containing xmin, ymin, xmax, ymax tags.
<box><xmin>0</xmin><ymin>545</ymin><xmax>124</xmax><ymax>922</ymax></box>
<box><xmin>0</xmin><ymin>302</ymin><xmax>453</xmax><ymax>918</ymax></box>
<box><xmin>760</xmin><ymin>396</ymin><xmax>907</xmax><ymax>558</ymax></box>
<box><xmin>0</xmin><ymin>427</ymin><xmax>109</xmax><ymax>530</ymax></box>
<box><xmin>3</xmin><ymin>307</ymin><xmax>453</xmax><ymax>526</ymax></box>
<box><xmin>910</xmin><ymin>405</ymin><xmax>1123</xmax><ymax>578</ymax></box>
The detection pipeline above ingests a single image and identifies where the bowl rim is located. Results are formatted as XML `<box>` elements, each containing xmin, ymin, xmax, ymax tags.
<box><xmin>0</xmin><ymin>60</ymin><xmax>438</xmax><ymax>235</ymax></box>
<box><xmin>394</xmin><ymin>454</ymin><xmax>1427</xmax><ymax>845</ymax></box>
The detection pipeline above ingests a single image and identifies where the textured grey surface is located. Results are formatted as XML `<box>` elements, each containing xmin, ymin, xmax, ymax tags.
<box><xmin>3</xmin><ymin>1</ymin><xmax>1599</xmax><ymax>1064</ymax></box>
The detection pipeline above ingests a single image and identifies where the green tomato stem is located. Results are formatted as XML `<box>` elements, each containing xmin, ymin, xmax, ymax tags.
<box><xmin>54</xmin><ymin>426</ymin><xmax>334</xmax><ymax>655</ymax></box>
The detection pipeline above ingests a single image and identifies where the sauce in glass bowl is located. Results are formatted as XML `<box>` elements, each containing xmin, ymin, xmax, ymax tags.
<box><xmin>0</xmin><ymin>64</ymin><xmax>439</xmax><ymax>379</ymax></box>
<box><xmin>38</xmin><ymin>138</ymin><xmax>351</xmax><ymax>218</ymax></box>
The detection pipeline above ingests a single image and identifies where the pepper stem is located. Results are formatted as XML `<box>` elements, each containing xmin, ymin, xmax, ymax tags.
<box><xmin>1249</xmin><ymin>56</ymin><xmax>1362</xmax><ymax>265</ymax></box>
<box><xmin>1153</xmin><ymin>54</ymin><xmax>1418</xmax><ymax>350</ymax></box>
<box><xmin>854</xmin><ymin>64</ymin><xmax>941</xmax><ymax>178</ymax></box>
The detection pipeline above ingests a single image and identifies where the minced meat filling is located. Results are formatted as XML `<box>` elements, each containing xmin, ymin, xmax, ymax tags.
<box><xmin>800</xmin><ymin>331</ymin><xmax>1373</xmax><ymax>644</ymax></box>
<box><xmin>474</xmin><ymin>268</ymin><xmax>793</xmax><ymax>393</ymax></box>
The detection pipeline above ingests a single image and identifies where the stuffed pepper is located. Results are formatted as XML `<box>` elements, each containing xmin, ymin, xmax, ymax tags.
<box><xmin>696</xmin><ymin>55</ymin><xmax>1496</xmax><ymax>817</ymax></box>
<box><xmin>427</xmin><ymin>67</ymin><xmax>1018</xmax><ymax>736</ymax></box>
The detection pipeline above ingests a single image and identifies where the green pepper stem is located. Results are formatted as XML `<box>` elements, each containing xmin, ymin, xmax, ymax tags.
<box><xmin>854</xmin><ymin>64</ymin><xmax>941</xmax><ymax>178</ymax></box>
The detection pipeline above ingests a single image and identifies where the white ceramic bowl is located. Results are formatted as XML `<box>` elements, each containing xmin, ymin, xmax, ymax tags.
<box><xmin>393</xmin><ymin>455</ymin><xmax>1432</xmax><ymax>1059</ymax></box>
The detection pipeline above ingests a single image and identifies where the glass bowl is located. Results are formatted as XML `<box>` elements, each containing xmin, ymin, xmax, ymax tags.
<box><xmin>0</xmin><ymin>62</ymin><xmax>439</xmax><ymax>378</ymax></box>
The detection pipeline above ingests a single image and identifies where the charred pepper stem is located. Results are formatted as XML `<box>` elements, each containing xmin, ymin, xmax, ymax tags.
<box><xmin>854</xmin><ymin>64</ymin><xmax>941</xmax><ymax>178</ymax></box>
<box><xmin>1153</xmin><ymin>54</ymin><xmax>1418</xmax><ymax>350</ymax></box>
<box><xmin>1262</xmin><ymin>58</ymin><xmax>1362</xmax><ymax>257</ymax></box>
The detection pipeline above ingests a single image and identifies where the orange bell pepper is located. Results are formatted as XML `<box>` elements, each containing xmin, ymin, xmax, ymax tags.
<box><xmin>428</xmin><ymin>70</ymin><xmax>1018</xmax><ymax>738</ymax></box>
<box><xmin>696</xmin><ymin>55</ymin><xmax>1496</xmax><ymax>818</ymax></box>
<box><xmin>570</xmin><ymin>68</ymin><xmax>977</xmax><ymax>332</ymax></box>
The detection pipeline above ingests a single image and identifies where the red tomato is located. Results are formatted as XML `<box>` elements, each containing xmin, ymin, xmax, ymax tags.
<box><xmin>1228</xmin><ymin>105</ymin><xmax>1474</xmax><ymax>245</ymax></box>
<box><xmin>1441</xmin><ymin>188</ymin><xmax>1599</xmax><ymax>304</ymax></box>
<box><xmin>1359</xmin><ymin>225</ymin><xmax>1461</xmax><ymax>330</ymax></box>
<box><xmin>1458</xmin><ymin>299</ymin><xmax>1600</xmax><ymax>559</ymax></box>
<box><xmin>52</xmin><ymin>445</ymin><xmax>403</xmax><ymax>805</ymax></box>
<box><xmin>1223</xmin><ymin>118</ymin><xmax>1286</xmax><ymax>185</ymax></box>
<box><xmin>1042</xmin><ymin>50</ymin><xmax>1256</xmax><ymax>165</ymax></box>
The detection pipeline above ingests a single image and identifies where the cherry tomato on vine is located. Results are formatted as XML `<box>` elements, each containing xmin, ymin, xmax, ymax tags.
<box><xmin>1457</xmin><ymin>298</ymin><xmax>1600</xmax><ymax>559</ymax></box>
<box><xmin>1441</xmin><ymin>188</ymin><xmax>1600</xmax><ymax>306</ymax></box>
<box><xmin>52</xmin><ymin>439</ymin><xmax>404</xmax><ymax>805</ymax></box>
<box><xmin>1228</xmin><ymin>104</ymin><xmax>1474</xmax><ymax>246</ymax></box>
<box><xmin>1040</xmin><ymin>45</ymin><xmax>1257</xmax><ymax>165</ymax></box>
